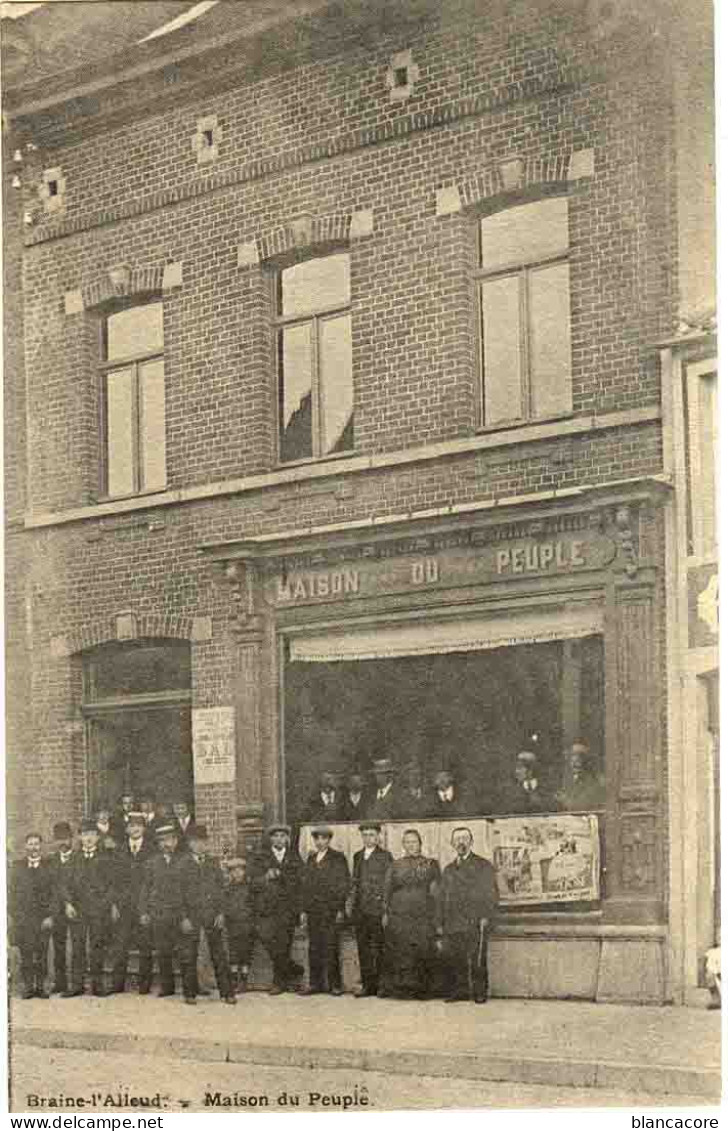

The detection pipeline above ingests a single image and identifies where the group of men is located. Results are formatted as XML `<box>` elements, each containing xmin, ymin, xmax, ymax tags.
<box><xmin>9</xmin><ymin>800</ymin><xmax>498</xmax><ymax>1006</ymax></box>
<box><xmin>305</xmin><ymin>741</ymin><xmax>605</xmax><ymax>824</ymax></box>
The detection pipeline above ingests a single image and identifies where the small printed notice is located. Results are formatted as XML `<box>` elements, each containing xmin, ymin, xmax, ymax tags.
<box><xmin>192</xmin><ymin>706</ymin><xmax>236</xmax><ymax>784</ymax></box>
<box><xmin>491</xmin><ymin>813</ymin><xmax>600</xmax><ymax>904</ymax></box>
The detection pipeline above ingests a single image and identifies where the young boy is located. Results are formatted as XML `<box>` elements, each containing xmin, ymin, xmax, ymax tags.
<box><xmin>224</xmin><ymin>857</ymin><xmax>255</xmax><ymax>993</ymax></box>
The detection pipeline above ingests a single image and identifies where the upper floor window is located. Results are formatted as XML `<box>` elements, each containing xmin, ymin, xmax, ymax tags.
<box><xmin>100</xmin><ymin>301</ymin><xmax>166</xmax><ymax>497</ymax></box>
<box><xmin>478</xmin><ymin>196</ymin><xmax>572</xmax><ymax>428</ymax></box>
<box><xmin>276</xmin><ymin>252</ymin><xmax>353</xmax><ymax>463</ymax></box>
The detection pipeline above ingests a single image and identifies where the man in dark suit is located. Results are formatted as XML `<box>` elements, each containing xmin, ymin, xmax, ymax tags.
<box><xmin>437</xmin><ymin>827</ymin><xmax>498</xmax><ymax>1003</ymax></box>
<box><xmin>172</xmin><ymin>799</ymin><xmax>195</xmax><ymax>845</ymax></box>
<box><xmin>501</xmin><ymin>750</ymin><xmax>547</xmax><ymax>814</ymax></box>
<box><xmin>185</xmin><ymin>823</ymin><xmax>235</xmax><ymax>1004</ymax></box>
<box><xmin>428</xmin><ymin>769</ymin><xmax>468</xmax><ymax>818</ymax></box>
<box><xmin>138</xmin><ymin>822</ymin><xmax>198</xmax><ymax>1003</ymax></box>
<box><xmin>299</xmin><ymin>826</ymin><xmax>350</xmax><ymax>995</ymax></box>
<box><xmin>303</xmin><ymin>772</ymin><xmax>342</xmax><ymax>824</ymax></box>
<box><xmin>9</xmin><ymin>833</ymin><xmax>55</xmax><ymax>998</ymax></box>
<box><xmin>365</xmin><ymin>758</ymin><xmax>398</xmax><ymax>820</ymax></box>
<box><xmin>47</xmin><ymin>821</ymin><xmax>82</xmax><ymax>996</ymax></box>
<box><xmin>340</xmin><ymin>772</ymin><xmax>369</xmax><ymax>823</ymax></box>
<box><xmin>349</xmin><ymin>822</ymin><xmax>392</xmax><ymax>997</ymax></box>
<box><xmin>111</xmin><ymin>812</ymin><xmax>155</xmax><ymax>994</ymax></box>
<box><xmin>60</xmin><ymin>819</ymin><xmax>121</xmax><ymax>996</ymax></box>
<box><xmin>248</xmin><ymin>824</ymin><xmax>304</xmax><ymax>995</ymax></box>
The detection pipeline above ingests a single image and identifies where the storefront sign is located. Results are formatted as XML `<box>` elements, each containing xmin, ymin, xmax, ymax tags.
<box><xmin>491</xmin><ymin>814</ymin><xmax>600</xmax><ymax>904</ymax></box>
<box><xmin>192</xmin><ymin>706</ymin><xmax>236</xmax><ymax>784</ymax></box>
<box><xmin>273</xmin><ymin>530</ymin><xmax>615</xmax><ymax>605</ymax></box>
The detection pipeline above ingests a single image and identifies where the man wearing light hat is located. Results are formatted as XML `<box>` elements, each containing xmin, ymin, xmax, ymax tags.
<box><xmin>349</xmin><ymin>822</ymin><xmax>392</xmax><ymax>997</ymax></box>
<box><xmin>248</xmin><ymin>824</ymin><xmax>304</xmax><ymax>994</ymax></box>
<box><xmin>503</xmin><ymin>749</ymin><xmax>545</xmax><ymax>814</ymax></box>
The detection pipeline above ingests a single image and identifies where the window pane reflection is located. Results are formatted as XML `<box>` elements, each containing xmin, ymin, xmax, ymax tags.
<box><xmin>529</xmin><ymin>262</ymin><xmax>572</xmax><ymax>419</ymax></box>
<box><xmin>319</xmin><ymin>313</ymin><xmax>353</xmax><ymax>454</ymax></box>
<box><xmin>481</xmin><ymin>275</ymin><xmax>522</xmax><ymax>424</ymax></box>
<box><xmin>140</xmin><ymin>359</ymin><xmax>166</xmax><ymax>491</ymax></box>
<box><xmin>280</xmin><ymin>253</ymin><xmax>350</xmax><ymax>318</ymax></box>
<box><xmin>279</xmin><ymin>323</ymin><xmax>313</xmax><ymax>462</ymax></box>
<box><xmin>106</xmin><ymin>302</ymin><xmax>163</xmax><ymax>361</ymax></box>
<box><xmin>106</xmin><ymin>367</ymin><xmax>135</xmax><ymax>497</ymax></box>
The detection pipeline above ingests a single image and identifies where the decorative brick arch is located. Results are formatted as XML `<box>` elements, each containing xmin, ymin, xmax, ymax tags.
<box><xmin>80</xmin><ymin>264</ymin><xmax>167</xmax><ymax>310</ymax></box>
<box><xmin>435</xmin><ymin>148</ymin><xmax>594</xmax><ymax>216</ymax></box>
<box><xmin>65</xmin><ymin>612</ymin><xmax>194</xmax><ymax>657</ymax></box>
<box><xmin>237</xmin><ymin>208</ymin><xmax>374</xmax><ymax>268</ymax></box>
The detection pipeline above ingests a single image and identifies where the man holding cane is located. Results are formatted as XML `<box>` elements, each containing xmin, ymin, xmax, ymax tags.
<box><xmin>437</xmin><ymin>827</ymin><xmax>498</xmax><ymax>1003</ymax></box>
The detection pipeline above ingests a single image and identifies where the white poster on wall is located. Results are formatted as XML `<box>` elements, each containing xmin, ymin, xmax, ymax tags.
<box><xmin>192</xmin><ymin>706</ymin><xmax>236</xmax><ymax>784</ymax></box>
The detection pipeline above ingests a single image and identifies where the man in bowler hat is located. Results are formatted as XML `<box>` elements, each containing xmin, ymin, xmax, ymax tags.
<box><xmin>437</xmin><ymin>827</ymin><xmax>498</xmax><ymax>1003</ymax></box>
<box><xmin>349</xmin><ymin>822</ymin><xmax>392</xmax><ymax>997</ymax></box>
<box><xmin>366</xmin><ymin>759</ymin><xmax>398</xmax><ymax>819</ymax></box>
<box><xmin>47</xmin><ymin>821</ymin><xmax>82</xmax><ymax>995</ymax></box>
<box><xmin>139</xmin><ymin>822</ymin><xmax>198</xmax><ymax>1003</ymax></box>
<box><xmin>248</xmin><ymin>824</ymin><xmax>304</xmax><ymax>994</ymax></box>
<box><xmin>299</xmin><ymin>826</ymin><xmax>350</xmax><ymax>995</ymax></box>
<box><xmin>60</xmin><ymin>819</ymin><xmax>120</xmax><ymax>996</ymax></box>
<box><xmin>9</xmin><ymin>833</ymin><xmax>55</xmax><ymax>998</ymax></box>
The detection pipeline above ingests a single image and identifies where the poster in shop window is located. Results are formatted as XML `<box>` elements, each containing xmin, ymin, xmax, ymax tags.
<box><xmin>491</xmin><ymin>814</ymin><xmax>600</xmax><ymax>904</ymax></box>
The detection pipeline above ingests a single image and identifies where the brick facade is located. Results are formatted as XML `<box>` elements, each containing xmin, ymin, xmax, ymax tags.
<box><xmin>4</xmin><ymin>0</ymin><xmax>691</xmax><ymax>1000</ymax></box>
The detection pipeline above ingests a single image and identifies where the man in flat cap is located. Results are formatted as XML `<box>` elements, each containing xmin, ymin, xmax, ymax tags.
<box><xmin>224</xmin><ymin>857</ymin><xmax>255</xmax><ymax>993</ymax></box>
<box><xmin>366</xmin><ymin>759</ymin><xmax>397</xmax><ymax>819</ymax></box>
<box><xmin>437</xmin><ymin>827</ymin><xmax>498</xmax><ymax>1003</ymax></box>
<box><xmin>248</xmin><ymin>824</ymin><xmax>304</xmax><ymax>995</ymax></box>
<box><xmin>111</xmin><ymin>812</ymin><xmax>154</xmax><ymax>994</ymax></box>
<box><xmin>60</xmin><ymin>819</ymin><xmax>120</xmax><ymax>996</ymax></box>
<box><xmin>47</xmin><ymin>821</ymin><xmax>82</xmax><ymax>996</ymax></box>
<box><xmin>139</xmin><ymin>823</ymin><xmax>198</xmax><ymax>1003</ymax></box>
<box><xmin>300</xmin><ymin>826</ymin><xmax>350</xmax><ymax>995</ymax></box>
<box><xmin>185</xmin><ymin>823</ymin><xmax>236</xmax><ymax>1004</ymax></box>
<box><xmin>9</xmin><ymin>832</ymin><xmax>54</xmax><ymax>998</ymax></box>
<box><xmin>349</xmin><ymin>823</ymin><xmax>393</xmax><ymax>997</ymax></box>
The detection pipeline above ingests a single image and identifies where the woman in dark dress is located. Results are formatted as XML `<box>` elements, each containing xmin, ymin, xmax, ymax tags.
<box><xmin>381</xmin><ymin>829</ymin><xmax>440</xmax><ymax>999</ymax></box>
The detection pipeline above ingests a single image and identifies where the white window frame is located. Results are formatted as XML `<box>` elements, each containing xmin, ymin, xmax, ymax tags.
<box><xmin>685</xmin><ymin>357</ymin><xmax>718</xmax><ymax>560</ymax></box>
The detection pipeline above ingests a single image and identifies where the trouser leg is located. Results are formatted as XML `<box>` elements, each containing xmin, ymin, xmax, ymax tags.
<box><xmin>35</xmin><ymin>930</ymin><xmax>50</xmax><ymax>992</ymax></box>
<box><xmin>154</xmin><ymin>922</ymin><xmax>175</xmax><ymax>993</ymax></box>
<box><xmin>88</xmin><ymin>920</ymin><xmax>108</xmax><ymax>990</ymax></box>
<box><xmin>307</xmin><ymin>914</ymin><xmax>325</xmax><ymax>990</ymax></box>
<box><xmin>357</xmin><ymin>915</ymin><xmax>384</xmax><ymax>993</ymax></box>
<box><xmin>17</xmin><ymin>935</ymin><xmax>35</xmax><ymax>993</ymax></box>
<box><xmin>444</xmin><ymin>931</ymin><xmax>471</xmax><ymax>998</ymax></box>
<box><xmin>178</xmin><ymin>929</ymin><xmax>199</xmax><ymax>999</ymax></box>
<box><xmin>205</xmin><ymin>925</ymin><xmax>232</xmax><ymax>997</ymax></box>
<box><xmin>112</xmin><ymin>911</ymin><xmax>132</xmax><ymax>988</ymax></box>
<box><xmin>471</xmin><ymin>929</ymin><xmax>489</xmax><ymax>1002</ymax></box>
<box><xmin>69</xmin><ymin>921</ymin><xmax>86</xmax><ymax>991</ymax></box>
<box><xmin>325</xmin><ymin>917</ymin><xmax>341</xmax><ymax>991</ymax></box>
<box><xmin>137</xmin><ymin>918</ymin><xmax>154</xmax><ymax>989</ymax></box>
<box><xmin>259</xmin><ymin>917</ymin><xmax>293</xmax><ymax>988</ymax></box>
<box><xmin>51</xmin><ymin>923</ymin><xmax>68</xmax><ymax>991</ymax></box>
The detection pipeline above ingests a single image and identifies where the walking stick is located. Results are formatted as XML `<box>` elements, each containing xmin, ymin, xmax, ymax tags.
<box><xmin>477</xmin><ymin>918</ymin><xmax>486</xmax><ymax>969</ymax></box>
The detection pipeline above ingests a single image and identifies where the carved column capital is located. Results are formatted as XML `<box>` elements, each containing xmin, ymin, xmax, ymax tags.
<box><xmin>614</xmin><ymin>505</ymin><xmax>639</xmax><ymax>579</ymax></box>
<box><xmin>215</xmin><ymin>557</ymin><xmax>264</xmax><ymax>637</ymax></box>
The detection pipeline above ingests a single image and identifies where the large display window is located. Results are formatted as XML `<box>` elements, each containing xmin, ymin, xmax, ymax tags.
<box><xmin>284</xmin><ymin>629</ymin><xmax>605</xmax><ymax>825</ymax></box>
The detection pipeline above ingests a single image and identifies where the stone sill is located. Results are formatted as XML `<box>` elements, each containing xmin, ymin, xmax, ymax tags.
<box><xmin>24</xmin><ymin>405</ymin><xmax>660</xmax><ymax>532</ymax></box>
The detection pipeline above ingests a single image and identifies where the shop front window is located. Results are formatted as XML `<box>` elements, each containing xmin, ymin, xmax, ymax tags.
<box><xmin>83</xmin><ymin>639</ymin><xmax>192</xmax><ymax>813</ymax></box>
<box><xmin>284</xmin><ymin>634</ymin><xmax>605</xmax><ymax>825</ymax></box>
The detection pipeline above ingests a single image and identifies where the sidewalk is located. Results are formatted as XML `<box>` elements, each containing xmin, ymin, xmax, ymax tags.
<box><xmin>10</xmin><ymin>993</ymin><xmax>722</xmax><ymax>1101</ymax></box>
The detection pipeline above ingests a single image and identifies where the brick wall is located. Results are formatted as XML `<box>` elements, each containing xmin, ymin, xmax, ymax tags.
<box><xmin>6</xmin><ymin>2</ymin><xmax>679</xmax><ymax>840</ymax></box>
